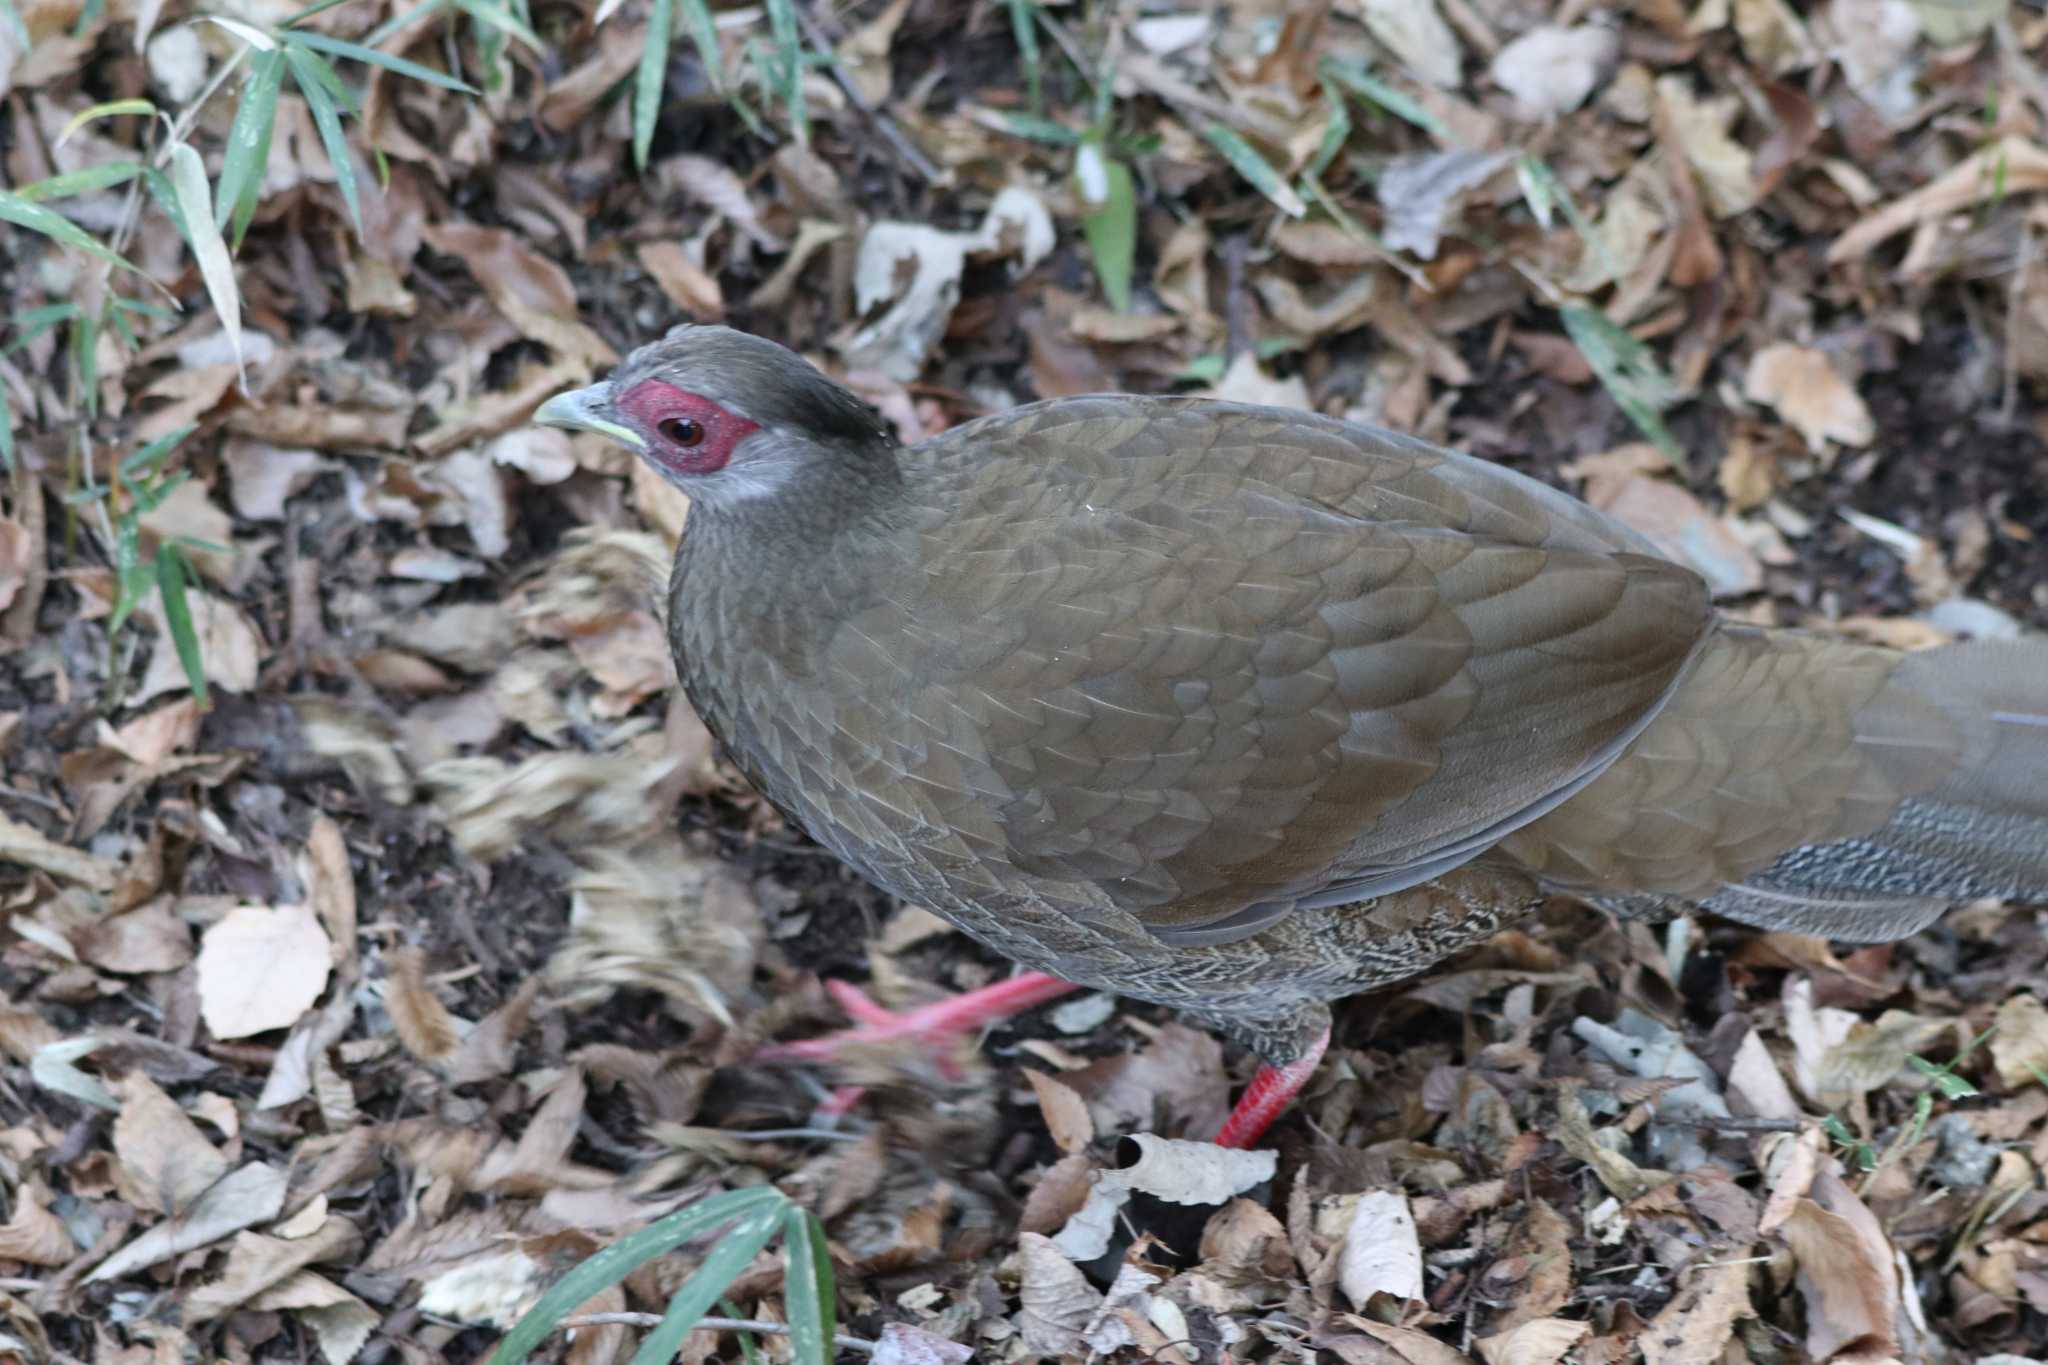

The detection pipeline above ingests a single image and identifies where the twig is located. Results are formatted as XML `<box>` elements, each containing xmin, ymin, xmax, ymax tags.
<box><xmin>562</xmin><ymin>1311</ymin><xmax>878</xmax><ymax>1354</ymax></box>
<box><xmin>1674</xmin><ymin>1116</ymin><xmax>1803</xmax><ymax>1134</ymax></box>
<box><xmin>794</xmin><ymin>5</ymin><xmax>942</xmax><ymax>185</ymax></box>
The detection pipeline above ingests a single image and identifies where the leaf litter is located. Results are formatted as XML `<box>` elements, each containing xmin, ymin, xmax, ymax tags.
<box><xmin>3</xmin><ymin>0</ymin><xmax>2048</xmax><ymax>1362</ymax></box>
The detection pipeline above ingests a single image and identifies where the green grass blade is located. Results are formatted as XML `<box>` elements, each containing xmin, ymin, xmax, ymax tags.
<box><xmin>120</xmin><ymin>424</ymin><xmax>196</xmax><ymax>480</ymax></box>
<box><xmin>155</xmin><ymin>543</ymin><xmax>209</xmax><ymax>706</ymax></box>
<box><xmin>70</xmin><ymin>299</ymin><xmax>101</xmax><ymax>417</ymax></box>
<box><xmin>633</xmin><ymin>0</ymin><xmax>673</xmax><ymax>171</ymax></box>
<box><xmin>487</xmin><ymin>1188</ymin><xmax>786</xmax><ymax>1365</ymax></box>
<box><xmin>1201</xmin><ymin>122</ymin><xmax>1305</xmax><ymax>217</ymax></box>
<box><xmin>0</xmin><ymin>379</ymin><xmax>13</xmax><ymax>473</ymax></box>
<box><xmin>283</xmin><ymin>0</ymin><xmax>357</xmax><ymax>26</ymax></box>
<box><xmin>451</xmin><ymin>0</ymin><xmax>542</xmax><ymax>52</ymax></box>
<box><xmin>0</xmin><ymin>189</ymin><xmax>144</xmax><ymax>275</ymax></box>
<box><xmin>1076</xmin><ymin>141</ymin><xmax>1134</xmax><ymax>313</ymax></box>
<box><xmin>364</xmin><ymin>0</ymin><xmax>441</xmax><ymax>47</ymax></box>
<box><xmin>285</xmin><ymin>30</ymin><xmax>476</xmax><ymax>91</ymax></box>
<box><xmin>763</xmin><ymin>0</ymin><xmax>806</xmax><ymax>142</ymax></box>
<box><xmin>720</xmin><ymin>1300</ymin><xmax>764</xmax><ymax>1365</ymax></box>
<box><xmin>1006</xmin><ymin>0</ymin><xmax>1040</xmax><ymax>112</ymax></box>
<box><xmin>1559</xmin><ymin>305</ymin><xmax>1685</xmax><ymax>469</ymax></box>
<box><xmin>1319</xmin><ymin>59</ymin><xmax>1446</xmax><ymax>139</ymax></box>
<box><xmin>4</xmin><ymin>302</ymin><xmax>80</xmax><ymax>355</ymax></box>
<box><xmin>627</xmin><ymin>1210</ymin><xmax>784</xmax><ymax>1365</ymax></box>
<box><xmin>987</xmin><ymin>110</ymin><xmax>1077</xmax><ymax>145</ymax></box>
<box><xmin>166</xmin><ymin>141</ymin><xmax>245</xmax><ymax>376</ymax></box>
<box><xmin>778</xmin><ymin>1208</ymin><xmax>834</xmax><ymax>1365</ymax></box>
<box><xmin>216</xmin><ymin>47</ymin><xmax>286</xmax><ymax>241</ymax></box>
<box><xmin>55</xmin><ymin>99</ymin><xmax>155</xmax><ymax>146</ymax></box>
<box><xmin>285</xmin><ymin>46</ymin><xmax>363</xmax><ymax>233</ymax></box>
<box><xmin>1303</xmin><ymin>81</ymin><xmax>1351</xmax><ymax>183</ymax></box>
<box><xmin>678</xmin><ymin>0</ymin><xmax>721</xmax><ymax>93</ymax></box>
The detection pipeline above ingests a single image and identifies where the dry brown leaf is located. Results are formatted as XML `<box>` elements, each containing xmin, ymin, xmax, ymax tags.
<box><xmin>1777</xmin><ymin>1172</ymin><xmax>1900</xmax><ymax>1362</ymax></box>
<box><xmin>1743</xmin><ymin>344</ymin><xmax>1874</xmax><ymax>453</ymax></box>
<box><xmin>421</xmin><ymin>222</ymin><xmax>616</xmax><ymax>368</ymax></box>
<box><xmin>1591</xmin><ymin>476</ymin><xmax>1762</xmax><ymax>598</ymax></box>
<box><xmin>87</xmin><ymin>1162</ymin><xmax>289</xmax><ymax>1283</ymax></box>
<box><xmin>135</xmin><ymin>588</ymin><xmax>265</xmax><ymax>704</ymax></box>
<box><xmin>1</xmin><ymin>812</ymin><xmax>118</xmax><ymax>890</ymax></box>
<box><xmin>1015</xmin><ymin>1232</ymin><xmax>1102</xmax><ymax>1356</ymax></box>
<box><xmin>0</xmin><ymin>1181</ymin><xmax>78</xmax><ymax>1266</ymax></box>
<box><xmin>75</xmin><ymin>896</ymin><xmax>193</xmax><ymax>974</ymax></box>
<box><xmin>111</xmin><ymin>1069</ymin><xmax>231</xmax><ymax>1213</ymax></box>
<box><xmin>1024</xmin><ymin>1070</ymin><xmax>1095</xmax><ymax>1154</ymax></box>
<box><xmin>197</xmin><ymin>904</ymin><xmax>334</xmax><ymax>1039</ymax></box>
<box><xmin>1638</xmin><ymin>1256</ymin><xmax>1753</xmax><ymax>1365</ymax></box>
<box><xmin>1490</xmin><ymin>1198</ymin><xmax>1573</xmax><ymax>1330</ymax></box>
<box><xmin>1489</xmin><ymin>25</ymin><xmax>1617</xmax><ymax>117</ymax></box>
<box><xmin>385</xmin><ymin>944</ymin><xmax>461</xmax><ymax>1064</ymax></box>
<box><xmin>1989</xmin><ymin>993</ymin><xmax>2048</xmax><ymax>1089</ymax></box>
<box><xmin>1829</xmin><ymin>137</ymin><xmax>2048</xmax><ymax>263</ymax></box>
<box><xmin>1475</xmin><ymin>1318</ymin><xmax>1590</xmax><ymax>1365</ymax></box>
<box><xmin>1358</xmin><ymin>0</ymin><xmax>1464</xmax><ymax>87</ymax></box>
<box><xmin>637</xmin><ymin>240</ymin><xmax>724</xmax><ymax>319</ymax></box>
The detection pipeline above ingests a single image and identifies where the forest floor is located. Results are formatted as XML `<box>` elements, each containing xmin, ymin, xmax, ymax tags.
<box><xmin>4</xmin><ymin>1</ymin><xmax>2048</xmax><ymax>1363</ymax></box>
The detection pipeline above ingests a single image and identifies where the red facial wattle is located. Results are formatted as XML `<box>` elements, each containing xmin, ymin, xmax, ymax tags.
<box><xmin>616</xmin><ymin>379</ymin><xmax>760</xmax><ymax>475</ymax></box>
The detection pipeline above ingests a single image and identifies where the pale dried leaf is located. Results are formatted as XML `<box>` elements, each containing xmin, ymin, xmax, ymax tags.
<box><xmin>86</xmin><ymin>1162</ymin><xmax>289</xmax><ymax>1282</ymax></box>
<box><xmin>1475</xmin><ymin>1318</ymin><xmax>1590</xmax><ymax>1365</ymax></box>
<box><xmin>197</xmin><ymin>904</ymin><xmax>333</xmax><ymax>1039</ymax></box>
<box><xmin>1339</xmin><ymin>1190</ymin><xmax>1425</xmax><ymax>1306</ymax></box>
<box><xmin>1744</xmin><ymin>343</ymin><xmax>1875</xmax><ymax>452</ymax></box>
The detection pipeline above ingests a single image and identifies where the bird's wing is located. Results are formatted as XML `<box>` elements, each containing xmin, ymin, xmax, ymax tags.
<box><xmin>821</xmin><ymin>397</ymin><xmax>1714</xmax><ymax>945</ymax></box>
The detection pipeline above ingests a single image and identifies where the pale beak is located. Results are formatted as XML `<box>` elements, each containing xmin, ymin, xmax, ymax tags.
<box><xmin>534</xmin><ymin>383</ymin><xmax>645</xmax><ymax>452</ymax></box>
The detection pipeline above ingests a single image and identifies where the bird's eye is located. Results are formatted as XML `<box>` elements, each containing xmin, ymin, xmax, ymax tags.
<box><xmin>659</xmin><ymin>416</ymin><xmax>705</xmax><ymax>447</ymax></box>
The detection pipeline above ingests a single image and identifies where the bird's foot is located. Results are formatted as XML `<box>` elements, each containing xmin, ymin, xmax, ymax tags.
<box><xmin>1211</xmin><ymin>1026</ymin><xmax>1331</xmax><ymax>1149</ymax></box>
<box><xmin>758</xmin><ymin>971</ymin><xmax>1080</xmax><ymax>1081</ymax></box>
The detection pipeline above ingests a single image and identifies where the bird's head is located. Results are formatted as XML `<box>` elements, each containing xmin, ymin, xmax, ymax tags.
<box><xmin>533</xmin><ymin>326</ymin><xmax>896</xmax><ymax>507</ymax></box>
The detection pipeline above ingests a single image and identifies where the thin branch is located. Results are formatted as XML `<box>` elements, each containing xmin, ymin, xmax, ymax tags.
<box><xmin>562</xmin><ymin>1311</ymin><xmax>878</xmax><ymax>1354</ymax></box>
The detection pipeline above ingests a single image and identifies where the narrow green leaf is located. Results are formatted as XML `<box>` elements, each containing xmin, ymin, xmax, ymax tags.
<box><xmin>779</xmin><ymin>1209</ymin><xmax>835</xmax><ymax>1365</ymax></box>
<box><xmin>69</xmin><ymin>0</ymin><xmax>101</xmax><ymax>37</ymax></box>
<box><xmin>1201</xmin><ymin>122</ymin><xmax>1305</xmax><ymax>217</ymax></box>
<box><xmin>108</xmin><ymin>514</ymin><xmax>147</xmax><ymax>637</ymax></box>
<box><xmin>1303</xmin><ymin>83</ymin><xmax>1351</xmax><ymax>184</ymax></box>
<box><xmin>1319</xmin><ymin>59</ymin><xmax>1446</xmax><ymax>138</ymax></box>
<box><xmin>763</xmin><ymin>0</ymin><xmax>806</xmax><ymax>142</ymax></box>
<box><xmin>216</xmin><ymin>47</ymin><xmax>286</xmax><ymax>242</ymax></box>
<box><xmin>56</xmin><ymin>98</ymin><xmax>155</xmax><ymax>146</ymax></box>
<box><xmin>1007</xmin><ymin>0</ymin><xmax>1040</xmax><ymax>112</ymax></box>
<box><xmin>286</xmin><ymin>30</ymin><xmax>476</xmax><ymax>92</ymax></box>
<box><xmin>197</xmin><ymin>14</ymin><xmax>277</xmax><ymax>51</ymax></box>
<box><xmin>285</xmin><ymin>47</ymin><xmax>363</xmax><ymax>233</ymax></box>
<box><xmin>0</xmin><ymin>380</ymin><xmax>14</xmax><ymax>473</ymax></box>
<box><xmin>70</xmin><ymin>300</ymin><xmax>101</xmax><ymax>417</ymax></box>
<box><xmin>112</xmin><ymin>297</ymin><xmax>179</xmax><ymax>323</ymax></box>
<box><xmin>363</xmin><ymin>0</ymin><xmax>440</xmax><ymax>48</ymax></box>
<box><xmin>120</xmin><ymin>424</ymin><xmax>196</xmax><ymax>480</ymax></box>
<box><xmin>4</xmin><ymin>302</ymin><xmax>80</xmax><ymax>355</ymax></box>
<box><xmin>720</xmin><ymin>1300</ymin><xmax>765</xmax><ymax>1365</ymax></box>
<box><xmin>627</xmin><ymin>1211</ymin><xmax>785</xmax><ymax>1365</ymax></box>
<box><xmin>283</xmin><ymin>0</ymin><xmax>357</xmax><ymax>27</ymax></box>
<box><xmin>1075</xmin><ymin>141</ymin><xmax>1134</xmax><ymax>313</ymax></box>
<box><xmin>0</xmin><ymin>189</ymin><xmax>144</xmax><ymax>274</ymax></box>
<box><xmin>451</xmin><ymin>0</ymin><xmax>542</xmax><ymax>52</ymax></box>
<box><xmin>156</xmin><ymin>545</ymin><xmax>210</xmax><ymax>705</ymax></box>
<box><xmin>487</xmin><ymin>1188</ymin><xmax>787</xmax><ymax>1365</ymax></box>
<box><xmin>0</xmin><ymin>0</ymin><xmax>27</xmax><ymax>49</ymax></box>
<box><xmin>678</xmin><ymin>0</ymin><xmax>721</xmax><ymax>93</ymax></box>
<box><xmin>166</xmin><ymin>142</ymin><xmax>246</xmax><ymax>378</ymax></box>
<box><xmin>141</xmin><ymin>166</ymin><xmax>194</xmax><ymax>249</ymax></box>
<box><xmin>987</xmin><ymin>110</ymin><xmax>1078</xmax><ymax>145</ymax></box>
<box><xmin>1559</xmin><ymin>305</ymin><xmax>1685</xmax><ymax>469</ymax></box>
<box><xmin>634</xmin><ymin>0</ymin><xmax>673</xmax><ymax>172</ymax></box>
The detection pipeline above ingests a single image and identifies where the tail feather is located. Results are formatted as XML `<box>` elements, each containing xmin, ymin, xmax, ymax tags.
<box><xmin>1504</xmin><ymin>632</ymin><xmax>2048</xmax><ymax>942</ymax></box>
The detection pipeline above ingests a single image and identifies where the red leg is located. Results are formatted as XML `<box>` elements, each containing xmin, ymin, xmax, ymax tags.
<box><xmin>1211</xmin><ymin>1026</ymin><xmax>1330</xmax><ymax>1149</ymax></box>
<box><xmin>757</xmin><ymin>971</ymin><xmax>1080</xmax><ymax>1077</ymax></box>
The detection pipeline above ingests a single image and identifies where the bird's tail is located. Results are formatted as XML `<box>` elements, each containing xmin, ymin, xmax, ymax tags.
<box><xmin>1710</xmin><ymin>637</ymin><xmax>2048</xmax><ymax>938</ymax></box>
<box><xmin>1501</xmin><ymin>633</ymin><xmax>2048</xmax><ymax>942</ymax></box>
